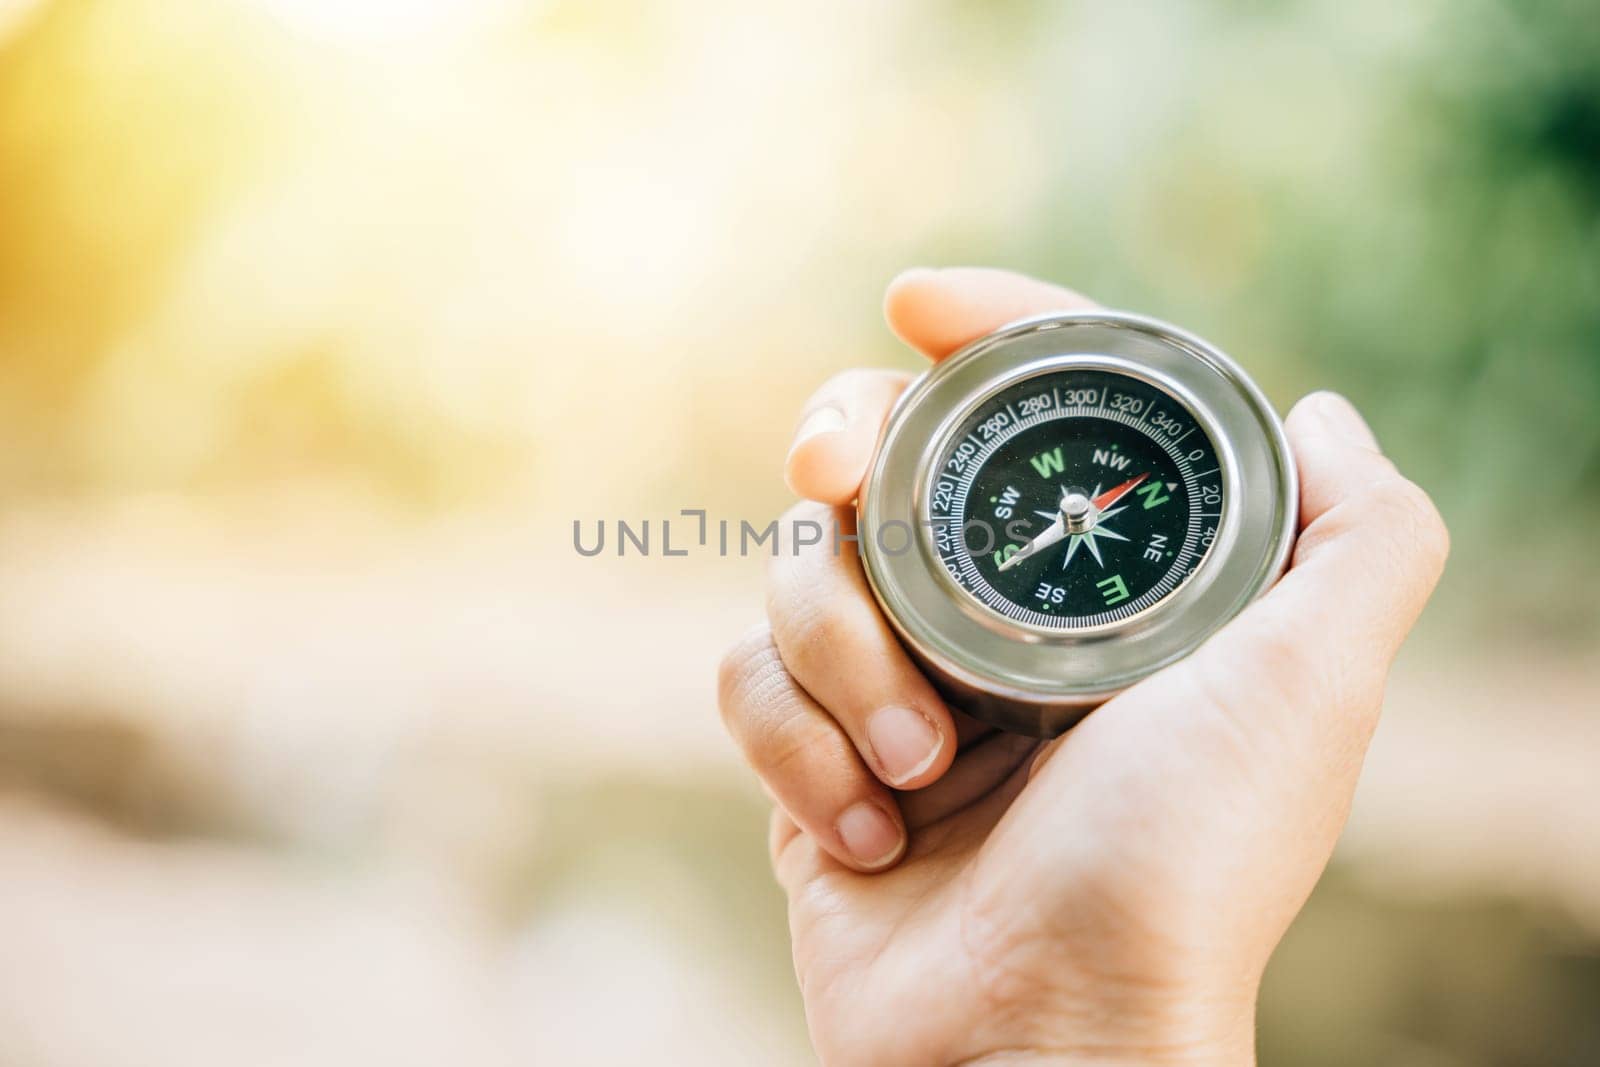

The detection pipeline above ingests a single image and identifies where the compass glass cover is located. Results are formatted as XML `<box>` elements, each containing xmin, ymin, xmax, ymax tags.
<box><xmin>927</xmin><ymin>367</ymin><xmax>1224</xmax><ymax>629</ymax></box>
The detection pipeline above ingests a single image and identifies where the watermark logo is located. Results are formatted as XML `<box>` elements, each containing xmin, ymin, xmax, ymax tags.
<box><xmin>571</xmin><ymin>509</ymin><xmax>1026</xmax><ymax>559</ymax></box>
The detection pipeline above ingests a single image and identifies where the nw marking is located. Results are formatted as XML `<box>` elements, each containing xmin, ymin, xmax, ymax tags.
<box><xmin>1093</xmin><ymin>448</ymin><xmax>1131</xmax><ymax>471</ymax></box>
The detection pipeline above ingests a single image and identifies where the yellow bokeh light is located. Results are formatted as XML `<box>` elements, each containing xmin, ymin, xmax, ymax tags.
<box><xmin>246</xmin><ymin>0</ymin><xmax>515</xmax><ymax>48</ymax></box>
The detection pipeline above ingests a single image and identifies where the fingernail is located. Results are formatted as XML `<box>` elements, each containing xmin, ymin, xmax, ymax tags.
<box><xmin>866</xmin><ymin>705</ymin><xmax>943</xmax><ymax>786</ymax></box>
<box><xmin>836</xmin><ymin>802</ymin><xmax>904</xmax><ymax>869</ymax></box>
<box><xmin>1311</xmin><ymin>391</ymin><xmax>1379</xmax><ymax>451</ymax></box>
<box><xmin>790</xmin><ymin>406</ymin><xmax>847</xmax><ymax>453</ymax></box>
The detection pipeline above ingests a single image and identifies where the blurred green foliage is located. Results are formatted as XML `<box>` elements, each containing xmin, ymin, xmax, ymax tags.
<box><xmin>1263</xmin><ymin>868</ymin><xmax>1600</xmax><ymax>1066</ymax></box>
<box><xmin>944</xmin><ymin>0</ymin><xmax>1600</xmax><ymax>643</ymax></box>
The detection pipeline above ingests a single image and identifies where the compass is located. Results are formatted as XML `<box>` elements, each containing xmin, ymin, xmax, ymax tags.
<box><xmin>859</xmin><ymin>311</ymin><xmax>1297</xmax><ymax>737</ymax></box>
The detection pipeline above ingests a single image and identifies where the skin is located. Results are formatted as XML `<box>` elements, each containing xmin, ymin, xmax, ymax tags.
<box><xmin>717</xmin><ymin>268</ymin><xmax>1450</xmax><ymax>1066</ymax></box>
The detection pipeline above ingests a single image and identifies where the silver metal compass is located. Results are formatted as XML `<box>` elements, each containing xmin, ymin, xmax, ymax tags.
<box><xmin>859</xmin><ymin>311</ymin><xmax>1297</xmax><ymax>737</ymax></box>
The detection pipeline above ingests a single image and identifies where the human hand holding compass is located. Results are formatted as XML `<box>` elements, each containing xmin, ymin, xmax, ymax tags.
<box><xmin>719</xmin><ymin>268</ymin><xmax>1448</xmax><ymax>1066</ymax></box>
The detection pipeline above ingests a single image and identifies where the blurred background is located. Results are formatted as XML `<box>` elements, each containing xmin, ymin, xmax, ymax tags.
<box><xmin>0</xmin><ymin>0</ymin><xmax>1596</xmax><ymax>1063</ymax></box>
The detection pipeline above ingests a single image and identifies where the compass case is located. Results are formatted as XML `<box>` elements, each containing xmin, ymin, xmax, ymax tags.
<box><xmin>858</xmin><ymin>311</ymin><xmax>1298</xmax><ymax>737</ymax></box>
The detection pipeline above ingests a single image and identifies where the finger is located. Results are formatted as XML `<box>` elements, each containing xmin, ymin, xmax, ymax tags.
<box><xmin>768</xmin><ymin>806</ymin><xmax>834</xmax><ymax>898</ymax></box>
<box><xmin>719</xmin><ymin>625</ymin><xmax>908</xmax><ymax>872</ymax></box>
<box><xmin>1289</xmin><ymin>390</ymin><xmax>1385</xmax><ymax>522</ymax></box>
<box><xmin>1278</xmin><ymin>391</ymin><xmax>1449</xmax><ymax>659</ymax></box>
<box><xmin>769</xmin><ymin>809</ymin><xmax>829</xmax><ymax>900</ymax></box>
<box><xmin>883</xmin><ymin>267</ymin><xmax>1099</xmax><ymax>361</ymax></box>
<box><xmin>784</xmin><ymin>369</ymin><xmax>911</xmax><ymax>504</ymax></box>
<box><xmin>767</xmin><ymin>501</ymin><xmax>958</xmax><ymax>790</ymax></box>
<box><xmin>900</xmin><ymin>730</ymin><xmax>1039</xmax><ymax>831</ymax></box>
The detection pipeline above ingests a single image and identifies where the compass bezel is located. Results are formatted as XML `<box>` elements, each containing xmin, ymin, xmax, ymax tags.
<box><xmin>859</xmin><ymin>310</ymin><xmax>1297</xmax><ymax>737</ymax></box>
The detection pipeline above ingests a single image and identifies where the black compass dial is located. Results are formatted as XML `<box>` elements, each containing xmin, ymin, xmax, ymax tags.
<box><xmin>926</xmin><ymin>367</ymin><xmax>1224</xmax><ymax>629</ymax></box>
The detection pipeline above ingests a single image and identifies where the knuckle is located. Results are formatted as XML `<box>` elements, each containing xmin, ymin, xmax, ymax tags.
<box><xmin>776</xmin><ymin>596</ymin><xmax>870</xmax><ymax>676</ymax></box>
<box><xmin>1363</xmin><ymin>476</ymin><xmax>1451</xmax><ymax>574</ymax></box>
<box><xmin>716</xmin><ymin>625</ymin><xmax>784</xmax><ymax>725</ymax></box>
<box><xmin>757</xmin><ymin>702</ymin><xmax>831</xmax><ymax>780</ymax></box>
<box><xmin>765</xmin><ymin>500</ymin><xmax>836</xmax><ymax>571</ymax></box>
<box><xmin>784</xmin><ymin>498</ymin><xmax>832</xmax><ymax>528</ymax></box>
<box><xmin>716</xmin><ymin>632</ymin><xmax>841</xmax><ymax>781</ymax></box>
<box><xmin>1404</xmin><ymin>481</ymin><xmax>1450</xmax><ymax>565</ymax></box>
<box><xmin>821</xmin><ymin>367</ymin><xmax>898</xmax><ymax>406</ymax></box>
<box><xmin>823</xmin><ymin>367</ymin><xmax>872</xmax><ymax>397</ymax></box>
<box><xmin>1300</xmin><ymin>474</ymin><xmax>1450</xmax><ymax>582</ymax></box>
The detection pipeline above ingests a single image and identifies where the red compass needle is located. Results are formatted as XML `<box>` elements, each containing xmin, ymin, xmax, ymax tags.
<box><xmin>1092</xmin><ymin>473</ymin><xmax>1149</xmax><ymax>511</ymax></box>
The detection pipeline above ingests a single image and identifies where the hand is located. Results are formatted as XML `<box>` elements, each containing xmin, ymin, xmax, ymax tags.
<box><xmin>718</xmin><ymin>268</ymin><xmax>1449</xmax><ymax>1066</ymax></box>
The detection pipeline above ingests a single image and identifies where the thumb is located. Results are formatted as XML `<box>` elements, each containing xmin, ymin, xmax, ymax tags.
<box><xmin>1135</xmin><ymin>390</ymin><xmax>1448</xmax><ymax>760</ymax></box>
<box><xmin>1029</xmin><ymin>393</ymin><xmax>1448</xmax><ymax>789</ymax></box>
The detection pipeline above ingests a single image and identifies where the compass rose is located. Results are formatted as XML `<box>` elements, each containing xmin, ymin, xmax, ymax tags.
<box><xmin>1028</xmin><ymin>473</ymin><xmax>1147</xmax><ymax>572</ymax></box>
<box><xmin>1036</xmin><ymin>498</ymin><xmax>1130</xmax><ymax>569</ymax></box>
